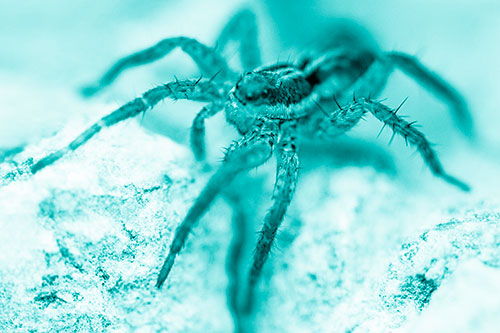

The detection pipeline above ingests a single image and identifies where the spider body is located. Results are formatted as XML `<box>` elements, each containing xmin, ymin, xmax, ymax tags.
<box><xmin>226</xmin><ymin>31</ymin><xmax>399</xmax><ymax>144</ymax></box>
<box><xmin>228</xmin><ymin>66</ymin><xmax>314</xmax><ymax>132</ymax></box>
<box><xmin>1</xmin><ymin>8</ymin><xmax>473</xmax><ymax>330</ymax></box>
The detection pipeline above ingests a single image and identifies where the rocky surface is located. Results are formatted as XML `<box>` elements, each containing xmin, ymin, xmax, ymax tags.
<box><xmin>0</xmin><ymin>119</ymin><xmax>233</xmax><ymax>331</ymax></box>
<box><xmin>1</xmin><ymin>116</ymin><xmax>499</xmax><ymax>332</ymax></box>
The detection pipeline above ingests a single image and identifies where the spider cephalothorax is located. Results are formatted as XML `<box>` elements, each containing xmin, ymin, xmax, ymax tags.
<box><xmin>228</xmin><ymin>67</ymin><xmax>315</xmax><ymax>134</ymax></box>
<box><xmin>234</xmin><ymin>72</ymin><xmax>275</xmax><ymax>105</ymax></box>
<box><xmin>1</xmin><ymin>8</ymin><xmax>473</xmax><ymax>330</ymax></box>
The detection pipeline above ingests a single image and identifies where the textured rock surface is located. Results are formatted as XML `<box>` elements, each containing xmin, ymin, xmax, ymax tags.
<box><xmin>0</xmin><ymin>119</ymin><xmax>234</xmax><ymax>331</ymax></box>
<box><xmin>1</xmin><ymin>115</ymin><xmax>499</xmax><ymax>332</ymax></box>
<box><xmin>326</xmin><ymin>208</ymin><xmax>500</xmax><ymax>332</ymax></box>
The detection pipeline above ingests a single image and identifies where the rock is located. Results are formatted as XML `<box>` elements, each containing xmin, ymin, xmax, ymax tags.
<box><xmin>326</xmin><ymin>209</ymin><xmax>500</xmax><ymax>332</ymax></box>
<box><xmin>0</xmin><ymin>118</ymin><xmax>233</xmax><ymax>332</ymax></box>
<box><xmin>1</xmin><ymin>112</ymin><xmax>499</xmax><ymax>332</ymax></box>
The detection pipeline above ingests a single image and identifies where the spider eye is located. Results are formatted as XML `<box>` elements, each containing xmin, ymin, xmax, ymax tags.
<box><xmin>262</xmin><ymin>89</ymin><xmax>269</xmax><ymax>97</ymax></box>
<box><xmin>246</xmin><ymin>93</ymin><xmax>258</xmax><ymax>101</ymax></box>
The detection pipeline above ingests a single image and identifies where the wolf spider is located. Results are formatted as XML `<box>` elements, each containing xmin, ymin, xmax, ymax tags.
<box><xmin>3</xmin><ymin>8</ymin><xmax>472</xmax><ymax>328</ymax></box>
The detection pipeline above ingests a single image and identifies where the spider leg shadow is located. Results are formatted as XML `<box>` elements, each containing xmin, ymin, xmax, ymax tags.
<box><xmin>299</xmin><ymin>136</ymin><xmax>397</xmax><ymax>175</ymax></box>
<box><xmin>222</xmin><ymin>175</ymin><xmax>266</xmax><ymax>333</ymax></box>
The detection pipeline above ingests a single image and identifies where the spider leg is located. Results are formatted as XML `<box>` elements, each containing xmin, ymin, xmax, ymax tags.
<box><xmin>156</xmin><ymin>121</ymin><xmax>277</xmax><ymax>288</ymax></box>
<box><xmin>81</xmin><ymin>37</ymin><xmax>235</xmax><ymax>97</ymax></box>
<box><xmin>349</xmin><ymin>56</ymin><xmax>393</xmax><ymax>99</ymax></box>
<box><xmin>22</xmin><ymin>79</ymin><xmax>224</xmax><ymax>176</ymax></box>
<box><xmin>243</xmin><ymin>125</ymin><xmax>299</xmax><ymax>313</ymax></box>
<box><xmin>386</xmin><ymin>52</ymin><xmax>474</xmax><ymax>138</ymax></box>
<box><xmin>360</xmin><ymin>98</ymin><xmax>470</xmax><ymax>191</ymax></box>
<box><xmin>215</xmin><ymin>8</ymin><xmax>261</xmax><ymax>71</ymax></box>
<box><xmin>190</xmin><ymin>102</ymin><xmax>224</xmax><ymax>161</ymax></box>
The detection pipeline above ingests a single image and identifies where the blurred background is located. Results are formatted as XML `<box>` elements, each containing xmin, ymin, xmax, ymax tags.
<box><xmin>1</xmin><ymin>0</ymin><xmax>499</xmax><ymax>191</ymax></box>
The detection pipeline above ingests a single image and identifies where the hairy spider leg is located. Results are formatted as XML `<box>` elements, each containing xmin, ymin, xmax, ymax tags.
<box><xmin>243</xmin><ymin>125</ymin><xmax>299</xmax><ymax>314</ymax></box>
<box><xmin>81</xmin><ymin>37</ymin><xmax>235</xmax><ymax>97</ymax></box>
<box><xmin>216</xmin><ymin>8</ymin><xmax>262</xmax><ymax>71</ymax></box>
<box><xmin>190</xmin><ymin>102</ymin><xmax>225</xmax><ymax>161</ymax></box>
<box><xmin>357</xmin><ymin>98</ymin><xmax>470</xmax><ymax>191</ymax></box>
<box><xmin>386</xmin><ymin>52</ymin><xmax>474</xmax><ymax>138</ymax></box>
<box><xmin>156</xmin><ymin>121</ymin><xmax>277</xmax><ymax>288</ymax></box>
<box><xmin>27</xmin><ymin>79</ymin><xmax>224</xmax><ymax>175</ymax></box>
<box><xmin>297</xmin><ymin>56</ymin><xmax>391</xmax><ymax>138</ymax></box>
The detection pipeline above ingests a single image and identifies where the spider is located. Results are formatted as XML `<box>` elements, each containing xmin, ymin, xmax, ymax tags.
<box><xmin>2</xmin><ymin>8</ymin><xmax>472</xmax><ymax>329</ymax></box>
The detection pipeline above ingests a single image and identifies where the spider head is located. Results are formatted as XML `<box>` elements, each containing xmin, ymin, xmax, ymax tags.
<box><xmin>234</xmin><ymin>72</ymin><xmax>273</xmax><ymax>106</ymax></box>
<box><xmin>225</xmin><ymin>72</ymin><xmax>275</xmax><ymax>134</ymax></box>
